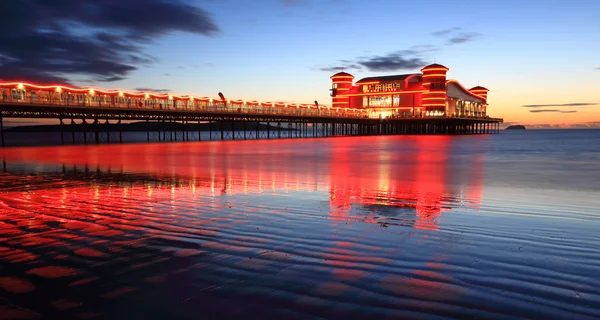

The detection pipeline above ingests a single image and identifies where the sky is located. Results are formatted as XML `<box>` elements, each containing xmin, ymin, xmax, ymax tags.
<box><xmin>1</xmin><ymin>0</ymin><xmax>599</xmax><ymax>128</ymax></box>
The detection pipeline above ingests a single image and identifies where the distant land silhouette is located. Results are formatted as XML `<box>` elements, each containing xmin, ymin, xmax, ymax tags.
<box><xmin>5</xmin><ymin>121</ymin><xmax>293</xmax><ymax>132</ymax></box>
<box><xmin>505</xmin><ymin>125</ymin><xmax>526</xmax><ymax>130</ymax></box>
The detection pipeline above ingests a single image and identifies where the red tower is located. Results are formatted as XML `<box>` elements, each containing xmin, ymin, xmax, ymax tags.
<box><xmin>470</xmin><ymin>86</ymin><xmax>489</xmax><ymax>116</ymax></box>
<box><xmin>420</xmin><ymin>63</ymin><xmax>449</xmax><ymax>116</ymax></box>
<box><xmin>469</xmin><ymin>86</ymin><xmax>489</xmax><ymax>101</ymax></box>
<box><xmin>330</xmin><ymin>72</ymin><xmax>354</xmax><ymax>109</ymax></box>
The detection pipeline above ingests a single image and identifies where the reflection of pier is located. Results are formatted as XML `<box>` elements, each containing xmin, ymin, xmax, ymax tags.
<box><xmin>1</xmin><ymin>137</ymin><xmax>484</xmax><ymax>231</ymax></box>
<box><xmin>327</xmin><ymin>136</ymin><xmax>473</xmax><ymax>230</ymax></box>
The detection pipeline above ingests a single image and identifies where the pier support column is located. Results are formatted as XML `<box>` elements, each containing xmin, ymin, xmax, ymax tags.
<box><xmin>118</xmin><ymin>118</ymin><xmax>123</xmax><ymax>144</ymax></box>
<box><xmin>220</xmin><ymin>121</ymin><xmax>224</xmax><ymax>141</ymax></box>
<box><xmin>94</xmin><ymin>118</ymin><xmax>100</xmax><ymax>144</ymax></box>
<box><xmin>82</xmin><ymin>119</ymin><xmax>88</xmax><ymax>144</ymax></box>
<box><xmin>59</xmin><ymin>117</ymin><xmax>65</xmax><ymax>145</ymax></box>
<box><xmin>105</xmin><ymin>120</ymin><xmax>110</xmax><ymax>144</ymax></box>
<box><xmin>198</xmin><ymin>120</ymin><xmax>202</xmax><ymax>141</ymax></box>
<box><xmin>232</xmin><ymin>120</ymin><xmax>236</xmax><ymax>140</ymax></box>
<box><xmin>71</xmin><ymin>118</ymin><xmax>76</xmax><ymax>144</ymax></box>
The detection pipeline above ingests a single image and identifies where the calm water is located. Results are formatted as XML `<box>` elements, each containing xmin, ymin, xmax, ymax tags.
<box><xmin>1</xmin><ymin>130</ymin><xmax>600</xmax><ymax>319</ymax></box>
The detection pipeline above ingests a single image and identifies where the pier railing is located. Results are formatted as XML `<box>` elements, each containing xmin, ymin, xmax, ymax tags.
<box><xmin>0</xmin><ymin>95</ymin><xmax>502</xmax><ymax>122</ymax></box>
<box><xmin>0</xmin><ymin>95</ymin><xmax>369</xmax><ymax>119</ymax></box>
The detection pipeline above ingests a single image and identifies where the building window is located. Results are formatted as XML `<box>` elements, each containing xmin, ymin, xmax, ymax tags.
<box><xmin>368</xmin><ymin>96</ymin><xmax>392</xmax><ymax>107</ymax></box>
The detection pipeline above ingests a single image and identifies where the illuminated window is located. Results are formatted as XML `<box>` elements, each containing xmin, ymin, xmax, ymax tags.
<box><xmin>368</xmin><ymin>95</ymin><xmax>392</xmax><ymax>107</ymax></box>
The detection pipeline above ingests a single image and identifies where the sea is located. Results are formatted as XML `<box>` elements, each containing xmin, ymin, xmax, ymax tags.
<box><xmin>0</xmin><ymin>129</ymin><xmax>599</xmax><ymax>319</ymax></box>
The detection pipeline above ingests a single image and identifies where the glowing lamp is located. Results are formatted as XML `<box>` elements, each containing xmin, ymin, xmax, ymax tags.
<box><xmin>17</xmin><ymin>83</ymin><xmax>24</xmax><ymax>90</ymax></box>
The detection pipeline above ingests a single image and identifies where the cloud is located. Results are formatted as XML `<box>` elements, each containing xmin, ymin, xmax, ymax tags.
<box><xmin>529</xmin><ymin>109</ymin><xmax>577</xmax><ymax>113</ymax></box>
<box><xmin>432</xmin><ymin>27</ymin><xmax>462</xmax><ymax>37</ymax></box>
<box><xmin>356</xmin><ymin>52</ymin><xmax>427</xmax><ymax>72</ymax></box>
<box><xmin>0</xmin><ymin>1</ymin><xmax>218</xmax><ymax>84</ymax></box>
<box><xmin>596</xmin><ymin>67</ymin><xmax>600</xmax><ymax>70</ymax></box>
<box><xmin>319</xmin><ymin>64</ymin><xmax>362</xmax><ymax>72</ymax></box>
<box><xmin>319</xmin><ymin>46</ymin><xmax>439</xmax><ymax>73</ymax></box>
<box><xmin>431</xmin><ymin>27</ymin><xmax>481</xmax><ymax>45</ymax></box>
<box><xmin>134</xmin><ymin>88</ymin><xmax>171</xmax><ymax>93</ymax></box>
<box><xmin>522</xmin><ymin>103</ymin><xmax>598</xmax><ymax>108</ymax></box>
<box><xmin>447</xmin><ymin>32</ymin><xmax>482</xmax><ymax>45</ymax></box>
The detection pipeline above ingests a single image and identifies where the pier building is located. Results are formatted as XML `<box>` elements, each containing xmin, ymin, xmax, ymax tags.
<box><xmin>330</xmin><ymin>63</ymin><xmax>489</xmax><ymax>119</ymax></box>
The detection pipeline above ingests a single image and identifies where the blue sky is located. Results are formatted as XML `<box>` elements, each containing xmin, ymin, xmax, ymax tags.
<box><xmin>2</xmin><ymin>0</ymin><xmax>599</xmax><ymax>126</ymax></box>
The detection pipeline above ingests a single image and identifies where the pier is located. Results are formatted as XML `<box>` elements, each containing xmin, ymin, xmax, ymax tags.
<box><xmin>0</xmin><ymin>79</ymin><xmax>502</xmax><ymax>147</ymax></box>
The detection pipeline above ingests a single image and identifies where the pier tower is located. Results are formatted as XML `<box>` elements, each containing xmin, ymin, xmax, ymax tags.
<box><xmin>469</xmin><ymin>86</ymin><xmax>489</xmax><ymax>101</ymax></box>
<box><xmin>330</xmin><ymin>72</ymin><xmax>354</xmax><ymax>109</ymax></box>
<box><xmin>421</xmin><ymin>63</ymin><xmax>449</xmax><ymax>116</ymax></box>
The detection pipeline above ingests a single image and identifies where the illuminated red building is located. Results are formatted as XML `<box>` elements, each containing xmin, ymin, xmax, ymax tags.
<box><xmin>330</xmin><ymin>63</ymin><xmax>489</xmax><ymax>119</ymax></box>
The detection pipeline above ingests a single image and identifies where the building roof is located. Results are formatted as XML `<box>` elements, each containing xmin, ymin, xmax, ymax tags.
<box><xmin>421</xmin><ymin>63</ymin><xmax>449</xmax><ymax>71</ymax></box>
<box><xmin>355</xmin><ymin>73</ymin><xmax>419</xmax><ymax>84</ymax></box>
<box><xmin>470</xmin><ymin>86</ymin><xmax>489</xmax><ymax>91</ymax></box>
<box><xmin>330</xmin><ymin>71</ymin><xmax>354</xmax><ymax>78</ymax></box>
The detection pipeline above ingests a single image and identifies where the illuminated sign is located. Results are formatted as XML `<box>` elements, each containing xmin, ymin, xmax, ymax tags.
<box><xmin>363</xmin><ymin>82</ymin><xmax>401</xmax><ymax>93</ymax></box>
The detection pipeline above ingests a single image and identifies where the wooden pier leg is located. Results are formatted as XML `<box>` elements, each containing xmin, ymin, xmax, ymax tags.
<box><xmin>106</xmin><ymin>119</ymin><xmax>110</xmax><ymax>144</ymax></box>
<box><xmin>158</xmin><ymin>119</ymin><xmax>162</xmax><ymax>142</ymax></box>
<box><xmin>198</xmin><ymin>120</ymin><xmax>202</xmax><ymax>141</ymax></box>
<box><xmin>267</xmin><ymin>122</ymin><xmax>270</xmax><ymax>139</ymax></box>
<box><xmin>185</xmin><ymin>120</ymin><xmax>189</xmax><ymax>141</ymax></box>
<box><xmin>71</xmin><ymin>118</ymin><xmax>75</xmax><ymax>144</ymax></box>
<box><xmin>147</xmin><ymin>119</ymin><xmax>150</xmax><ymax>142</ymax></box>
<box><xmin>170</xmin><ymin>120</ymin><xmax>174</xmax><ymax>142</ymax></box>
<box><xmin>278</xmin><ymin>122</ymin><xmax>281</xmax><ymax>139</ymax></box>
<box><xmin>243</xmin><ymin>121</ymin><xmax>247</xmax><ymax>140</ymax></box>
<box><xmin>220</xmin><ymin>121</ymin><xmax>224</xmax><ymax>141</ymax></box>
<box><xmin>59</xmin><ymin>117</ymin><xmax>64</xmax><ymax>145</ymax></box>
<box><xmin>118</xmin><ymin>118</ymin><xmax>122</xmax><ymax>144</ymax></box>
<box><xmin>256</xmin><ymin>121</ymin><xmax>259</xmax><ymax>140</ymax></box>
<box><xmin>82</xmin><ymin>120</ymin><xmax>88</xmax><ymax>144</ymax></box>
<box><xmin>94</xmin><ymin>118</ymin><xmax>100</xmax><ymax>144</ymax></box>
<box><xmin>232</xmin><ymin>120</ymin><xmax>236</xmax><ymax>140</ymax></box>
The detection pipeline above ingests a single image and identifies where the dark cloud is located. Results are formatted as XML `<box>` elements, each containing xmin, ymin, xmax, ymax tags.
<box><xmin>522</xmin><ymin>103</ymin><xmax>598</xmax><ymax>108</ymax></box>
<box><xmin>431</xmin><ymin>27</ymin><xmax>481</xmax><ymax>45</ymax></box>
<box><xmin>596</xmin><ymin>67</ymin><xmax>600</xmax><ymax>70</ymax></box>
<box><xmin>529</xmin><ymin>110</ymin><xmax>577</xmax><ymax>113</ymax></box>
<box><xmin>447</xmin><ymin>32</ymin><xmax>481</xmax><ymax>45</ymax></box>
<box><xmin>356</xmin><ymin>51</ymin><xmax>427</xmax><ymax>72</ymax></box>
<box><xmin>320</xmin><ymin>46</ymin><xmax>438</xmax><ymax>73</ymax></box>
<box><xmin>432</xmin><ymin>27</ymin><xmax>461</xmax><ymax>37</ymax></box>
<box><xmin>319</xmin><ymin>64</ymin><xmax>362</xmax><ymax>72</ymax></box>
<box><xmin>0</xmin><ymin>1</ymin><xmax>218</xmax><ymax>84</ymax></box>
<box><xmin>134</xmin><ymin>88</ymin><xmax>171</xmax><ymax>93</ymax></box>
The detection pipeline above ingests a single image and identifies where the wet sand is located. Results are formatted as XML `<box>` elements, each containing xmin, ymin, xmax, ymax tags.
<box><xmin>1</xmin><ymin>132</ymin><xmax>600</xmax><ymax>319</ymax></box>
